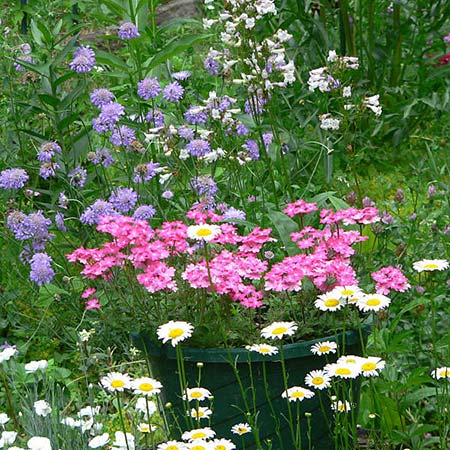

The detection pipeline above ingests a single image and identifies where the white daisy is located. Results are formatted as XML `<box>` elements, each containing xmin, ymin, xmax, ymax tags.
<box><xmin>182</xmin><ymin>428</ymin><xmax>215</xmax><ymax>442</ymax></box>
<box><xmin>187</xmin><ymin>224</ymin><xmax>222</xmax><ymax>242</ymax></box>
<box><xmin>138</xmin><ymin>423</ymin><xmax>157</xmax><ymax>433</ymax></box>
<box><xmin>189</xmin><ymin>407</ymin><xmax>213</xmax><ymax>420</ymax></box>
<box><xmin>356</xmin><ymin>293</ymin><xmax>391</xmax><ymax>312</ymax></box>
<box><xmin>431</xmin><ymin>367</ymin><xmax>450</xmax><ymax>380</ymax></box>
<box><xmin>157</xmin><ymin>441</ymin><xmax>187</xmax><ymax>450</ymax></box>
<box><xmin>184</xmin><ymin>387</ymin><xmax>213</xmax><ymax>402</ymax></box>
<box><xmin>324</xmin><ymin>362</ymin><xmax>361</xmax><ymax>379</ymax></box>
<box><xmin>336</xmin><ymin>355</ymin><xmax>364</xmax><ymax>366</ymax></box>
<box><xmin>413</xmin><ymin>259</ymin><xmax>449</xmax><ymax>272</ymax></box>
<box><xmin>314</xmin><ymin>292</ymin><xmax>346</xmax><ymax>312</ymax></box>
<box><xmin>100</xmin><ymin>372</ymin><xmax>132</xmax><ymax>393</ymax></box>
<box><xmin>186</xmin><ymin>441</ymin><xmax>212</xmax><ymax>450</ymax></box>
<box><xmin>135</xmin><ymin>398</ymin><xmax>157</xmax><ymax>415</ymax></box>
<box><xmin>88</xmin><ymin>433</ymin><xmax>110</xmax><ymax>449</ymax></box>
<box><xmin>231</xmin><ymin>423</ymin><xmax>252</xmax><ymax>435</ymax></box>
<box><xmin>132</xmin><ymin>377</ymin><xmax>163</xmax><ymax>396</ymax></box>
<box><xmin>157</xmin><ymin>321</ymin><xmax>194</xmax><ymax>347</ymax></box>
<box><xmin>210</xmin><ymin>438</ymin><xmax>236</xmax><ymax>450</ymax></box>
<box><xmin>330</xmin><ymin>285</ymin><xmax>363</xmax><ymax>299</ymax></box>
<box><xmin>331</xmin><ymin>400</ymin><xmax>351</xmax><ymax>412</ymax></box>
<box><xmin>359</xmin><ymin>357</ymin><xmax>386</xmax><ymax>377</ymax></box>
<box><xmin>310</xmin><ymin>340</ymin><xmax>338</xmax><ymax>355</ymax></box>
<box><xmin>260</xmin><ymin>322</ymin><xmax>298</xmax><ymax>340</ymax></box>
<box><xmin>304</xmin><ymin>370</ymin><xmax>332</xmax><ymax>390</ymax></box>
<box><xmin>245</xmin><ymin>344</ymin><xmax>279</xmax><ymax>356</ymax></box>
<box><xmin>281</xmin><ymin>386</ymin><xmax>315</xmax><ymax>402</ymax></box>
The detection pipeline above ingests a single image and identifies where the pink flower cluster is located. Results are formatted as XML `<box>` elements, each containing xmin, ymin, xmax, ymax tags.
<box><xmin>283</xmin><ymin>199</ymin><xmax>318</xmax><ymax>217</ymax></box>
<box><xmin>371</xmin><ymin>266</ymin><xmax>411</xmax><ymax>295</ymax></box>
<box><xmin>320</xmin><ymin>207</ymin><xmax>379</xmax><ymax>225</ymax></box>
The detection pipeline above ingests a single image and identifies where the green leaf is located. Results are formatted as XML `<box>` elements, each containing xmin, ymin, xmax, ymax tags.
<box><xmin>268</xmin><ymin>211</ymin><xmax>299</xmax><ymax>256</ymax></box>
<box><xmin>38</xmin><ymin>94</ymin><xmax>60</xmax><ymax>108</ymax></box>
<box><xmin>95</xmin><ymin>50</ymin><xmax>130</xmax><ymax>71</ymax></box>
<box><xmin>401</xmin><ymin>387</ymin><xmax>437</xmax><ymax>409</ymax></box>
<box><xmin>37</xmin><ymin>284</ymin><xmax>69</xmax><ymax>308</ymax></box>
<box><xmin>30</xmin><ymin>20</ymin><xmax>44</xmax><ymax>47</ymax></box>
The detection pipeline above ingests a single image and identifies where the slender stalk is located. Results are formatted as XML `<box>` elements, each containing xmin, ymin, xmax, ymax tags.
<box><xmin>116</xmin><ymin>391</ymin><xmax>131</xmax><ymax>450</ymax></box>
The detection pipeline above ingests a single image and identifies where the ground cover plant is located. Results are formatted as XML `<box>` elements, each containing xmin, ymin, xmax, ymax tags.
<box><xmin>0</xmin><ymin>0</ymin><xmax>449</xmax><ymax>448</ymax></box>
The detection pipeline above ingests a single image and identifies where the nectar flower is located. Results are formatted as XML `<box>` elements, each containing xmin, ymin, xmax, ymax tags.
<box><xmin>310</xmin><ymin>340</ymin><xmax>337</xmax><ymax>355</ymax></box>
<box><xmin>132</xmin><ymin>377</ymin><xmax>163</xmax><ymax>396</ymax></box>
<box><xmin>431</xmin><ymin>367</ymin><xmax>450</xmax><ymax>380</ymax></box>
<box><xmin>189</xmin><ymin>407</ymin><xmax>212</xmax><ymax>420</ymax></box>
<box><xmin>157</xmin><ymin>321</ymin><xmax>194</xmax><ymax>346</ymax></box>
<box><xmin>187</xmin><ymin>224</ymin><xmax>221</xmax><ymax>242</ymax></box>
<box><xmin>260</xmin><ymin>322</ymin><xmax>297</xmax><ymax>340</ymax></box>
<box><xmin>413</xmin><ymin>259</ymin><xmax>449</xmax><ymax>272</ymax></box>
<box><xmin>359</xmin><ymin>357</ymin><xmax>386</xmax><ymax>377</ymax></box>
<box><xmin>118</xmin><ymin>22</ymin><xmax>140</xmax><ymax>39</ymax></box>
<box><xmin>210</xmin><ymin>439</ymin><xmax>235</xmax><ymax>450</ymax></box>
<box><xmin>281</xmin><ymin>386</ymin><xmax>315</xmax><ymax>402</ymax></box>
<box><xmin>325</xmin><ymin>362</ymin><xmax>360</xmax><ymax>379</ymax></box>
<box><xmin>314</xmin><ymin>292</ymin><xmax>346</xmax><ymax>312</ymax></box>
<box><xmin>331</xmin><ymin>400</ymin><xmax>351</xmax><ymax>412</ymax></box>
<box><xmin>246</xmin><ymin>343</ymin><xmax>278</xmax><ymax>356</ymax></box>
<box><xmin>157</xmin><ymin>441</ymin><xmax>186</xmax><ymax>450</ymax></box>
<box><xmin>100</xmin><ymin>372</ymin><xmax>132</xmax><ymax>392</ymax></box>
<box><xmin>182</xmin><ymin>427</ymin><xmax>215</xmax><ymax>442</ymax></box>
<box><xmin>231</xmin><ymin>423</ymin><xmax>251</xmax><ymax>435</ymax></box>
<box><xmin>184</xmin><ymin>387</ymin><xmax>213</xmax><ymax>402</ymax></box>
<box><xmin>304</xmin><ymin>370</ymin><xmax>332</xmax><ymax>390</ymax></box>
<box><xmin>356</xmin><ymin>293</ymin><xmax>391</xmax><ymax>312</ymax></box>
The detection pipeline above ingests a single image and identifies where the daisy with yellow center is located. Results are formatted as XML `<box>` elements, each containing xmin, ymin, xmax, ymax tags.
<box><xmin>331</xmin><ymin>400</ymin><xmax>351</xmax><ymax>413</ymax></box>
<box><xmin>431</xmin><ymin>367</ymin><xmax>450</xmax><ymax>380</ymax></box>
<box><xmin>310</xmin><ymin>340</ymin><xmax>338</xmax><ymax>355</ymax></box>
<box><xmin>245</xmin><ymin>343</ymin><xmax>279</xmax><ymax>356</ymax></box>
<box><xmin>314</xmin><ymin>292</ymin><xmax>346</xmax><ymax>312</ymax></box>
<box><xmin>132</xmin><ymin>377</ymin><xmax>163</xmax><ymax>396</ymax></box>
<box><xmin>304</xmin><ymin>370</ymin><xmax>332</xmax><ymax>390</ymax></box>
<box><xmin>157</xmin><ymin>441</ymin><xmax>187</xmax><ymax>450</ymax></box>
<box><xmin>330</xmin><ymin>285</ymin><xmax>363</xmax><ymax>298</ymax></box>
<box><xmin>356</xmin><ymin>293</ymin><xmax>391</xmax><ymax>312</ymax></box>
<box><xmin>210</xmin><ymin>438</ymin><xmax>236</xmax><ymax>450</ymax></box>
<box><xmin>188</xmin><ymin>441</ymin><xmax>212</xmax><ymax>450</ymax></box>
<box><xmin>184</xmin><ymin>387</ymin><xmax>213</xmax><ymax>402</ymax></box>
<box><xmin>260</xmin><ymin>322</ymin><xmax>298</xmax><ymax>340</ymax></box>
<box><xmin>231</xmin><ymin>423</ymin><xmax>252</xmax><ymax>435</ymax></box>
<box><xmin>324</xmin><ymin>362</ymin><xmax>361</xmax><ymax>379</ymax></box>
<box><xmin>157</xmin><ymin>321</ymin><xmax>194</xmax><ymax>347</ymax></box>
<box><xmin>187</xmin><ymin>224</ymin><xmax>222</xmax><ymax>242</ymax></box>
<box><xmin>359</xmin><ymin>357</ymin><xmax>386</xmax><ymax>377</ymax></box>
<box><xmin>182</xmin><ymin>427</ymin><xmax>215</xmax><ymax>442</ymax></box>
<box><xmin>413</xmin><ymin>259</ymin><xmax>449</xmax><ymax>273</ymax></box>
<box><xmin>337</xmin><ymin>355</ymin><xmax>364</xmax><ymax>365</ymax></box>
<box><xmin>138</xmin><ymin>423</ymin><xmax>157</xmax><ymax>433</ymax></box>
<box><xmin>100</xmin><ymin>372</ymin><xmax>132</xmax><ymax>393</ymax></box>
<box><xmin>281</xmin><ymin>386</ymin><xmax>315</xmax><ymax>402</ymax></box>
<box><xmin>189</xmin><ymin>407</ymin><xmax>212</xmax><ymax>420</ymax></box>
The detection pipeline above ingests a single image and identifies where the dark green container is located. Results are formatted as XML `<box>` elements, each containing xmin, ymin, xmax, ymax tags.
<box><xmin>131</xmin><ymin>329</ymin><xmax>368</xmax><ymax>450</ymax></box>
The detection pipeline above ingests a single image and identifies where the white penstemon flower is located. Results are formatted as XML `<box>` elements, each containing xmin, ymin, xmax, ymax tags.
<box><xmin>34</xmin><ymin>400</ymin><xmax>52</xmax><ymax>417</ymax></box>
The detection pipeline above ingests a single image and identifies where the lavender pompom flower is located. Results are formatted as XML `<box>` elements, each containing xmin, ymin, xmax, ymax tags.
<box><xmin>109</xmin><ymin>187</ymin><xmax>138</xmax><ymax>212</ymax></box>
<box><xmin>110</xmin><ymin>125</ymin><xmax>136</xmax><ymax>147</ymax></box>
<box><xmin>55</xmin><ymin>212</ymin><xmax>67</xmax><ymax>232</ymax></box>
<box><xmin>145</xmin><ymin>109</ymin><xmax>165</xmax><ymax>127</ymax></box>
<box><xmin>39</xmin><ymin>162</ymin><xmax>60</xmax><ymax>179</ymax></box>
<box><xmin>162</xmin><ymin>190</ymin><xmax>173</xmax><ymax>199</ymax></box>
<box><xmin>242</xmin><ymin>139</ymin><xmax>260</xmax><ymax>161</ymax></box>
<box><xmin>236</xmin><ymin>123</ymin><xmax>249</xmax><ymax>136</ymax></box>
<box><xmin>118</xmin><ymin>22</ymin><xmax>140</xmax><ymax>40</ymax></box>
<box><xmin>80</xmin><ymin>200</ymin><xmax>117</xmax><ymax>225</ymax></box>
<box><xmin>171</xmin><ymin>70</ymin><xmax>191</xmax><ymax>80</ymax></box>
<box><xmin>37</xmin><ymin>141</ymin><xmax>62</xmax><ymax>163</ymax></box>
<box><xmin>7</xmin><ymin>211</ymin><xmax>28</xmax><ymax>239</ymax></box>
<box><xmin>29</xmin><ymin>252</ymin><xmax>55</xmax><ymax>286</ymax></box>
<box><xmin>204</xmin><ymin>56</ymin><xmax>219</xmax><ymax>75</ymax></box>
<box><xmin>133</xmin><ymin>162</ymin><xmax>161</xmax><ymax>183</ymax></box>
<box><xmin>190</xmin><ymin>175</ymin><xmax>218</xmax><ymax>197</ymax></box>
<box><xmin>96</xmin><ymin>102</ymin><xmax>125</xmax><ymax>130</ymax></box>
<box><xmin>185</xmin><ymin>139</ymin><xmax>211</xmax><ymax>157</ymax></box>
<box><xmin>70</xmin><ymin>45</ymin><xmax>96</xmax><ymax>73</ymax></box>
<box><xmin>90</xmin><ymin>88</ymin><xmax>114</xmax><ymax>107</ymax></box>
<box><xmin>0</xmin><ymin>168</ymin><xmax>29</xmax><ymax>189</ymax></box>
<box><xmin>137</xmin><ymin>77</ymin><xmax>161</xmax><ymax>100</ymax></box>
<box><xmin>163</xmin><ymin>81</ymin><xmax>185</xmax><ymax>102</ymax></box>
<box><xmin>184</xmin><ymin>106</ymin><xmax>208</xmax><ymax>125</ymax></box>
<box><xmin>178</xmin><ymin>126</ymin><xmax>194</xmax><ymax>140</ymax></box>
<box><xmin>133</xmin><ymin>205</ymin><xmax>157</xmax><ymax>220</ymax></box>
<box><xmin>88</xmin><ymin>147</ymin><xmax>114</xmax><ymax>167</ymax></box>
<box><xmin>223</xmin><ymin>207</ymin><xmax>246</xmax><ymax>223</ymax></box>
<box><xmin>68</xmin><ymin>166</ymin><xmax>87</xmax><ymax>187</ymax></box>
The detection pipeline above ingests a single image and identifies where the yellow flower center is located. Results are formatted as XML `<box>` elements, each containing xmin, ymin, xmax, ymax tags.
<box><xmin>237</xmin><ymin>427</ymin><xmax>247</xmax><ymax>433</ymax></box>
<box><xmin>366</xmin><ymin>298</ymin><xmax>381</xmax><ymax>306</ymax></box>
<box><xmin>424</xmin><ymin>263</ymin><xmax>439</xmax><ymax>269</ymax></box>
<box><xmin>191</xmin><ymin>446</ymin><xmax>207</xmax><ymax>450</ymax></box>
<box><xmin>338</xmin><ymin>404</ymin><xmax>346</xmax><ymax>411</ymax></box>
<box><xmin>111</xmin><ymin>379</ymin><xmax>125</xmax><ymax>388</ymax></box>
<box><xmin>192</xmin><ymin>432</ymin><xmax>207</xmax><ymax>439</ymax></box>
<box><xmin>312</xmin><ymin>377</ymin><xmax>324</xmax><ymax>385</ymax></box>
<box><xmin>362</xmin><ymin>362</ymin><xmax>377</xmax><ymax>371</ymax></box>
<box><xmin>216</xmin><ymin>446</ymin><xmax>226</xmax><ymax>450</ymax></box>
<box><xmin>139</xmin><ymin>382</ymin><xmax>154</xmax><ymax>392</ymax></box>
<box><xmin>439</xmin><ymin>369</ymin><xmax>450</xmax><ymax>377</ymax></box>
<box><xmin>324</xmin><ymin>299</ymin><xmax>339</xmax><ymax>307</ymax></box>
<box><xmin>335</xmin><ymin>368</ymin><xmax>351</xmax><ymax>376</ymax></box>
<box><xmin>272</xmin><ymin>327</ymin><xmax>287</xmax><ymax>335</ymax></box>
<box><xmin>168</xmin><ymin>328</ymin><xmax>184</xmax><ymax>338</ymax></box>
<box><xmin>346</xmin><ymin>358</ymin><xmax>357</xmax><ymax>363</ymax></box>
<box><xmin>196</xmin><ymin>228</ymin><xmax>213</xmax><ymax>237</ymax></box>
<box><xmin>190</xmin><ymin>391</ymin><xmax>203</xmax><ymax>399</ymax></box>
<box><xmin>140</xmin><ymin>425</ymin><xmax>150</xmax><ymax>432</ymax></box>
<box><xmin>259</xmin><ymin>347</ymin><xmax>270</xmax><ymax>353</ymax></box>
<box><xmin>166</xmin><ymin>446</ymin><xmax>179</xmax><ymax>450</ymax></box>
<box><xmin>341</xmin><ymin>289</ymin><xmax>353</xmax><ymax>296</ymax></box>
<box><xmin>291</xmin><ymin>391</ymin><xmax>305</xmax><ymax>398</ymax></box>
<box><xmin>319</xmin><ymin>345</ymin><xmax>330</xmax><ymax>353</ymax></box>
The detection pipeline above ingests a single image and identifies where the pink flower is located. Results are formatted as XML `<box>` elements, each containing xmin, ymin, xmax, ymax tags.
<box><xmin>283</xmin><ymin>199</ymin><xmax>318</xmax><ymax>217</ymax></box>
<box><xmin>86</xmin><ymin>298</ymin><xmax>101</xmax><ymax>310</ymax></box>
<box><xmin>82</xmin><ymin>287</ymin><xmax>96</xmax><ymax>299</ymax></box>
<box><xmin>371</xmin><ymin>266</ymin><xmax>410</xmax><ymax>295</ymax></box>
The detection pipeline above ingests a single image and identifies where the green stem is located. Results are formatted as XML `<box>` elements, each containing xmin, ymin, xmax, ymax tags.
<box><xmin>116</xmin><ymin>391</ymin><xmax>131</xmax><ymax>450</ymax></box>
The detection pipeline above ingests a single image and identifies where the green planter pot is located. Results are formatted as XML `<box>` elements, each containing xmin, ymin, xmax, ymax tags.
<box><xmin>131</xmin><ymin>328</ymin><xmax>369</xmax><ymax>450</ymax></box>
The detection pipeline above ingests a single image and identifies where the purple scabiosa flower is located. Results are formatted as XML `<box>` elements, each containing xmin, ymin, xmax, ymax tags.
<box><xmin>24</xmin><ymin>211</ymin><xmax>52</xmax><ymax>241</ymax></box>
<box><xmin>236</xmin><ymin>123</ymin><xmax>249</xmax><ymax>136</ymax></box>
<box><xmin>133</xmin><ymin>162</ymin><xmax>160</xmax><ymax>183</ymax></box>
<box><xmin>55</xmin><ymin>212</ymin><xmax>67</xmax><ymax>232</ymax></box>
<box><xmin>37</xmin><ymin>141</ymin><xmax>62</xmax><ymax>163</ymax></box>
<box><xmin>39</xmin><ymin>162</ymin><xmax>60</xmax><ymax>179</ymax></box>
<box><xmin>145</xmin><ymin>109</ymin><xmax>165</xmax><ymax>127</ymax></box>
<box><xmin>262</xmin><ymin>132</ymin><xmax>273</xmax><ymax>149</ymax></box>
<box><xmin>0</xmin><ymin>168</ymin><xmax>29</xmax><ymax>189</ymax></box>
<box><xmin>109</xmin><ymin>187</ymin><xmax>138</xmax><ymax>212</ymax></box>
<box><xmin>244</xmin><ymin>95</ymin><xmax>267</xmax><ymax>115</ymax></box>
<box><xmin>58</xmin><ymin>192</ymin><xmax>69</xmax><ymax>209</ymax></box>
<box><xmin>97</xmin><ymin>102</ymin><xmax>125</xmax><ymax>130</ymax></box>
<box><xmin>184</xmin><ymin>106</ymin><xmax>208</xmax><ymax>125</ymax></box>
<box><xmin>162</xmin><ymin>81</ymin><xmax>185</xmax><ymax>102</ymax></box>
<box><xmin>80</xmin><ymin>200</ymin><xmax>117</xmax><ymax>225</ymax></box>
<box><xmin>110</xmin><ymin>125</ymin><xmax>136</xmax><ymax>147</ymax></box>
<box><xmin>29</xmin><ymin>252</ymin><xmax>55</xmax><ymax>286</ymax></box>
<box><xmin>223</xmin><ymin>207</ymin><xmax>246</xmax><ymax>223</ymax></box>
<box><xmin>171</xmin><ymin>70</ymin><xmax>191</xmax><ymax>80</ymax></box>
<box><xmin>68</xmin><ymin>166</ymin><xmax>87</xmax><ymax>188</ymax></box>
<box><xmin>90</xmin><ymin>88</ymin><xmax>114</xmax><ymax>107</ymax></box>
<box><xmin>7</xmin><ymin>211</ymin><xmax>27</xmax><ymax>239</ymax></box>
<box><xmin>204</xmin><ymin>56</ymin><xmax>219</xmax><ymax>75</ymax></box>
<box><xmin>133</xmin><ymin>205</ymin><xmax>157</xmax><ymax>220</ymax></box>
<box><xmin>13</xmin><ymin>55</ymin><xmax>34</xmax><ymax>71</ymax></box>
<box><xmin>118</xmin><ymin>22</ymin><xmax>140</xmax><ymax>40</ymax></box>
<box><xmin>185</xmin><ymin>139</ymin><xmax>211</xmax><ymax>157</ymax></box>
<box><xmin>137</xmin><ymin>77</ymin><xmax>161</xmax><ymax>100</ymax></box>
<box><xmin>190</xmin><ymin>175</ymin><xmax>218</xmax><ymax>197</ymax></box>
<box><xmin>70</xmin><ymin>45</ymin><xmax>96</xmax><ymax>73</ymax></box>
<box><xmin>178</xmin><ymin>126</ymin><xmax>194</xmax><ymax>140</ymax></box>
<box><xmin>162</xmin><ymin>190</ymin><xmax>174</xmax><ymax>199</ymax></box>
<box><xmin>88</xmin><ymin>147</ymin><xmax>114</xmax><ymax>167</ymax></box>
<box><xmin>242</xmin><ymin>139</ymin><xmax>260</xmax><ymax>161</ymax></box>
